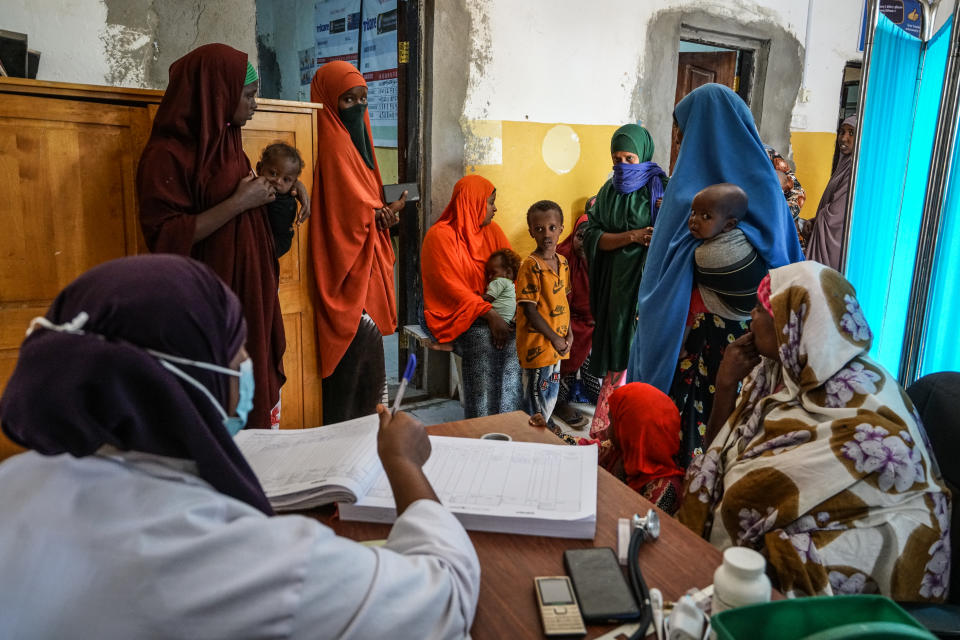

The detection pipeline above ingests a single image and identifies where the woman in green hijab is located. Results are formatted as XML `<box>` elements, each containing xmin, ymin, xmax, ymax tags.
<box><xmin>584</xmin><ymin>124</ymin><xmax>667</xmax><ymax>439</ymax></box>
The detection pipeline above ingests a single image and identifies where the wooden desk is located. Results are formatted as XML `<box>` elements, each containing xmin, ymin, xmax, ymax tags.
<box><xmin>323</xmin><ymin>411</ymin><xmax>724</xmax><ymax>639</ymax></box>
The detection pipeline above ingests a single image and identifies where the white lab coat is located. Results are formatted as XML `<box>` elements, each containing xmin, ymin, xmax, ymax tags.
<box><xmin>0</xmin><ymin>448</ymin><xmax>480</xmax><ymax>639</ymax></box>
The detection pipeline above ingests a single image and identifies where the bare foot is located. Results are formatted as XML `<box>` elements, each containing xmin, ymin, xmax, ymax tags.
<box><xmin>528</xmin><ymin>413</ymin><xmax>547</xmax><ymax>427</ymax></box>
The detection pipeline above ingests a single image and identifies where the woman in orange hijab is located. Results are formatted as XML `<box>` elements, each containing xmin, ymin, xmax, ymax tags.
<box><xmin>310</xmin><ymin>61</ymin><xmax>407</xmax><ymax>424</ymax></box>
<box><xmin>606</xmin><ymin>382</ymin><xmax>684</xmax><ymax>514</ymax></box>
<box><xmin>421</xmin><ymin>175</ymin><xmax>521</xmax><ymax>418</ymax></box>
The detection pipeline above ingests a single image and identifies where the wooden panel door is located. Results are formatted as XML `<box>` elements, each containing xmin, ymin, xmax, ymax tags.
<box><xmin>671</xmin><ymin>51</ymin><xmax>738</xmax><ymax>170</ymax></box>
<box><xmin>240</xmin><ymin>104</ymin><xmax>323</xmax><ymax>429</ymax></box>
<box><xmin>0</xmin><ymin>93</ymin><xmax>152</xmax><ymax>459</ymax></box>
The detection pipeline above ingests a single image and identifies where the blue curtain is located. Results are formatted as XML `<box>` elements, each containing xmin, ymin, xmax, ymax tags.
<box><xmin>920</xmin><ymin>70</ymin><xmax>960</xmax><ymax>376</ymax></box>
<box><xmin>846</xmin><ymin>15</ymin><xmax>950</xmax><ymax>374</ymax></box>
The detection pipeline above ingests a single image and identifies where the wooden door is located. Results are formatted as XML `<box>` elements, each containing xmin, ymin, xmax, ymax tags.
<box><xmin>0</xmin><ymin>93</ymin><xmax>152</xmax><ymax>459</ymax></box>
<box><xmin>240</xmin><ymin>104</ymin><xmax>323</xmax><ymax>429</ymax></box>
<box><xmin>671</xmin><ymin>51</ymin><xmax>738</xmax><ymax>170</ymax></box>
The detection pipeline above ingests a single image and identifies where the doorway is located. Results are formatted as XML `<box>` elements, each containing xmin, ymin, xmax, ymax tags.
<box><xmin>839</xmin><ymin>61</ymin><xmax>862</xmax><ymax>120</ymax></box>
<box><xmin>672</xmin><ymin>27</ymin><xmax>766</xmax><ymax>170</ymax></box>
<box><xmin>828</xmin><ymin>61</ymin><xmax>862</xmax><ymax>172</ymax></box>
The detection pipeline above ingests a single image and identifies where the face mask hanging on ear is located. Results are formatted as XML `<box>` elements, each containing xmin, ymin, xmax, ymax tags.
<box><xmin>26</xmin><ymin>313</ymin><xmax>254</xmax><ymax>436</ymax></box>
<box><xmin>149</xmin><ymin>351</ymin><xmax>255</xmax><ymax>437</ymax></box>
<box><xmin>226</xmin><ymin>358</ymin><xmax>254</xmax><ymax>435</ymax></box>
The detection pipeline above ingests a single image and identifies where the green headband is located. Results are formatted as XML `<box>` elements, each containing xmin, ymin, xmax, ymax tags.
<box><xmin>245</xmin><ymin>61</ymin><xmax>258</xmax><ymax>85</ymax></box>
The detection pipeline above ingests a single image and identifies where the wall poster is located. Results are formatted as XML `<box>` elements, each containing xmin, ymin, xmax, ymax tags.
<box><xmin>311</xmin><ymin>0</ymin><xmax>398</xmax><ymax>147</ymax></box>
<box><xmin>298</xmin><ymin>46</ymin><xmax>317</xmax><ymax>86</ymax></box>
<box><xmin>313</xmin><ymin>0</ymin><xmax>362</xmax><ymax>71</ymax></box>
<box><xmin>360</xmin><ymin>0</ymin><xmax>399</xmax><ymax>147</ymax></box>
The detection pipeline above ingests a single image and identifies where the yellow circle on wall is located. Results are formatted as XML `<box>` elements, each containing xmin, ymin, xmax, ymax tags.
<box><xmin>541</xmin><ymin>124</ymin><xmax>581</xmax><ymax>175</ymax></box>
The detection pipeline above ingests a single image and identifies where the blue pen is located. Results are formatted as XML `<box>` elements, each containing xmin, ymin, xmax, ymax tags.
<box><xmin>391</xmin><ymin>353</ymin><xmax>417</xmax><ymax>415</ymax></box>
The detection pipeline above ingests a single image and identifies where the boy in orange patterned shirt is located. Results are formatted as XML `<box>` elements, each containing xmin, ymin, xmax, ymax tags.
<box><xmin>515</xmin><ymin>200</ymin><xmax>572</xmax><ymax>425</ymax></box>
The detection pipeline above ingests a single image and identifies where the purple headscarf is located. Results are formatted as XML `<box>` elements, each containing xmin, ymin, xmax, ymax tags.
<box><xmin>0</xmin><ymin>254</ymin><xmax>273</xmax><ymax>515</ymax></box>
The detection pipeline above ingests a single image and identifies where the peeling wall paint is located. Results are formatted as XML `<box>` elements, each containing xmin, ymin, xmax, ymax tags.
<box><xmin>462</xmin><ymin>119</ymin><xmax>502</xmax><ymax>166</ymax></box>
<box><xmin>455</xmin><ymin>0</ymin><xmax>860</xmax><ymax>151</ymax></box>
<box><xmin>100</xmin><ymin>0</ymin><xmax>156</xmax><ymax>88</ymax></box>
<box><xmin>101</xmin><ymin>23</ymin><xmax>155</xmax><ymax>87</ymax></box>
<box><xmin>463</xmin><ymin>0</ymin><xmax>493</xmax><ymax>121</ymax></box>
<box><xmin>637</xmin><ymin>7</ymin><xmax>805</xmax><ymax>168</ymax></box>
<box><xmin>4</xmin><ymin>0</ymin><xmax>257</xmax><ymax>89</ymax></box>
<box><xmin>425</xmin><ymin>0</ymin><xmax>471</xmax><ymax>222</ymax></box>
<box><xmin>429</xmin><ymin>0</ymin><xmax>864</xmax><ymax>246</ymax></box>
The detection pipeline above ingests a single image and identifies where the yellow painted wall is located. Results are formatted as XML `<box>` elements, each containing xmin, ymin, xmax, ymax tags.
<box><xmin>465</xmin><ymin>120</ymin><xmax>620</xmax><ymax>256</ymax></box>
<box><xmin>374</xmin><ymin>146</ymin><xmax>399</xmax><ymax>185</ymax></box>
<box><xmin>462</xmin><ymin>122</ymin><xmax>838</xmax><ymax>253</ymax></box>
<box><xmin>791</xmin><ymin>131</ymin><xmax>837</xmax><ymax>219</ymax></box>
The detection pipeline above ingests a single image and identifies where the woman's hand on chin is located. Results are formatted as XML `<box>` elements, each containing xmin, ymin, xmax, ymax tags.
<box><xmin>484</xmin><ymin>310</ymin><xmax>510</xmax><ymax>350</ymax></box>
<box><xmin>705</xmin><ymin>333</ymin><xmax>760</xmax><ymax>446</ymax></box>
<box><xmin>716</xmin><ymin>332</ymin><xmax>761</xmax><ymax>390</ymax></box>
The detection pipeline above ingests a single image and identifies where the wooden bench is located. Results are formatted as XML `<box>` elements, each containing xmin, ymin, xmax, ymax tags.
<box><xmin>400</xmin><ymin>325</ymin><xmax>462</xmax><ymax>403</ymax></box>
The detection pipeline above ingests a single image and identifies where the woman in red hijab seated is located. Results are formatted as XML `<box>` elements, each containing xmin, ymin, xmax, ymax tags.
<box><xmin>421</xmin><ymin>175</ymin><xmax>522</xmax><ymax>418</ymax></box>
<box><xmin>310</xmin><ymin>61</ymin><xmax>407</xmax><ymax>424</ymax></box>
<box><xmin>137</xmin><ymin>44</ymin><xmax>288</xmax><ymax>429</ymax></box>
<box><xmin>604</xmin><ymin>382</ymin><xmax>685</xmax><ymax>515</ymax></box>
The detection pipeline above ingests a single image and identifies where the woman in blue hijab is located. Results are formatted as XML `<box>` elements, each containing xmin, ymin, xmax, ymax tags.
<box><xmin>627</xmin><ymin>84</ymin><xmax>803</xmax><ymax>463</ymax></box>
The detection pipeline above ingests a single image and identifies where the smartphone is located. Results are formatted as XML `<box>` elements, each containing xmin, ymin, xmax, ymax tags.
<box><xmin>534</xmin><ymin>576</ymin><xmax>586</xmax><ymax>637</ymax></box>
<box><xmin>383</xmin><ymin>182</ymin><xmax>419</xmax><ymax>203</ymax></box>
<box><xmin>563</xmin><ymin>547</ymin><xmax>642</xmax><ymax>624</ymax></box>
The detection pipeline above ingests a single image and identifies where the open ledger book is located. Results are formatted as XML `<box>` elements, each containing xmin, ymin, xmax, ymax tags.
<box><xmin>235</xmin><ymin>414</ymin><xmax>598</xmax><ymax>539</ymax></box>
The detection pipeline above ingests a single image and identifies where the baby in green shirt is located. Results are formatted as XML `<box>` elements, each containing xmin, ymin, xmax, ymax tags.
<box><xmin>482</xmin><ymin>248</ymin><xmax>522</xmax><ymax>323</ymax></box>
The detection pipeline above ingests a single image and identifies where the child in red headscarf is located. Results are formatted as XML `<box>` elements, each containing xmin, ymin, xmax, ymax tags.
<box><xmin>604</xmin><ymin>382</ymin><xmax>685</xmax><ymax>514</ymax></box>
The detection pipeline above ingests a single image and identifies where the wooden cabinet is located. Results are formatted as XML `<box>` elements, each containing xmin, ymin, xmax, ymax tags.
<box><xmin>0</xmin><ymin>79</ymin><xmax>323</xmax><ymax>460</ymax></box>
<box><xmin>240</xmin><ymin>105</ymin><xmax>323</xmax><ymax>431</ymax></box>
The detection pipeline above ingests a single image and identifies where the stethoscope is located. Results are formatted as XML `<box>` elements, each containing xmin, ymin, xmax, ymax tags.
<box><xmin>625</xmin><ymin>509</ymin><xmax>660</xmax><ymax>640</ymax></box>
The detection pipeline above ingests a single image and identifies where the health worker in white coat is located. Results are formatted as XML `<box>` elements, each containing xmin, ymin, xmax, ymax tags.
<box><xmin>0</xmin><ymin>254</ymin><xmax>479</xmax><ymax>639</ymax></box>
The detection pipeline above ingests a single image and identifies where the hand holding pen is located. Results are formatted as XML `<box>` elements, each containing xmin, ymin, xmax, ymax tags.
<box><xmin>391</xmin><ymin>353</ymin><xmax>417</xmax><ymax>415</ymax></box>
<box><xmin>376</xmin><ymin>353</ymin><xmax>437</xmax><ymax>515</ymax></box>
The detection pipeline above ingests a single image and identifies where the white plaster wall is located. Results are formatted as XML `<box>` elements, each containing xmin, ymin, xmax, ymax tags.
<box><xmin>462</xmin><ymin>0</ymin><xmax>861</xmax><ymax>133</ymax></box>
<box><xmin>795</xmin><ymin>0</ymin><xmax>865</xmax><ymax>132</ymax></box>
<box><xmin>3</xmin><ymin>0</ymin><xmax>112</xmax><ymax>85</ymax></box>
<box><xmin>932</xmin><ymin>0</ymin><xmax>955</xmax><ymax>33</ymax></box>
<box><xmin>4</xmin><ymin>0</ymin><xmax>258</xmax><ymax>89</ymax></box>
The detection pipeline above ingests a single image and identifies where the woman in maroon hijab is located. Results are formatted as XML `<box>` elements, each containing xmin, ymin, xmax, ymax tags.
<box><xmin>137</xmin><ymin>43</ymin><xmax>286</xmax><ymax>429</ymax></box>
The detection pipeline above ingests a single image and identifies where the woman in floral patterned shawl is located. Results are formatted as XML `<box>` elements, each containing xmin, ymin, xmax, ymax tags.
<box><xmin>678</xmin><ymin>261</ymin><xmax>950</xmax><ymax>601</ymax></box>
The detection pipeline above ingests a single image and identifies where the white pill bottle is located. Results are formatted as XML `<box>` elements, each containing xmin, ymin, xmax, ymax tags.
<box><xmin>711</xmin><ymin>546</ymin><xmax>772</xmax><ymax>615</ymax></box>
